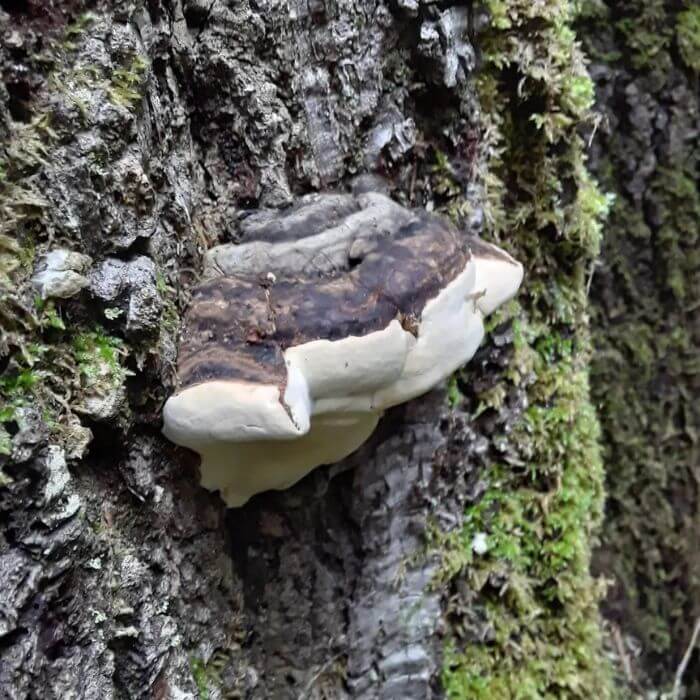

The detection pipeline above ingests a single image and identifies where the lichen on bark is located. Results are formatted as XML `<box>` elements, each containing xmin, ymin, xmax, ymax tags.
<box><xmin>0</xmin><ymin>0</ymin><xmax>502</xmax><ymax>696</ymax></box>
<box><xmin>1</xmin><ymin>6</ymin><xmax>243</xmax><ymax>696</ymax></box>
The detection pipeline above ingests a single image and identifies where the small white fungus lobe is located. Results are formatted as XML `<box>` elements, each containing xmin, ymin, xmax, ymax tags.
<box><xmin>472</xmin><ymin>532</ymin><xmax>489</xmax><ymax>556</ymax></box>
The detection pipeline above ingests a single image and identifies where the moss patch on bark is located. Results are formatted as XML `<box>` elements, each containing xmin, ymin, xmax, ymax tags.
<box><xmin>436</xmin><ymin>1</ymin><xmax>616</xmax><ymax>696</ymax></box>
<box><xmin>0</xmin><ymin>16</ymin><xmax>153</xmax><ymax>464</ymax></box>
<box><xmin>578</xmin><ymin>0</ymin><xmax>700</xmax><ymax>693</ymax></box>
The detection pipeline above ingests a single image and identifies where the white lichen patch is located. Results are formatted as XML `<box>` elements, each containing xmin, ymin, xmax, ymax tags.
<box><xmin>32</xmin><ymin>248</ymin><xmax>92</xmax><ymax>299</ymax></box>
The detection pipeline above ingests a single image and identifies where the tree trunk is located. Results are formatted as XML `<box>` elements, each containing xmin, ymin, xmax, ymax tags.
<box><xmin>580</xmin><ymin>1</ymin><xmax>700</xmax><ymax>694</ymax></box>
<box><xmin>2</xmin><ymin>1</ymin><xmax>623</xmax><ymax>698</ymax></box>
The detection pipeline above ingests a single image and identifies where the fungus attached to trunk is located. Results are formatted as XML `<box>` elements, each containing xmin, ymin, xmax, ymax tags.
<box><xmin>163</xmin><ymin>192</ymin><xmax>523</xmax><ymax>506</ymax></box>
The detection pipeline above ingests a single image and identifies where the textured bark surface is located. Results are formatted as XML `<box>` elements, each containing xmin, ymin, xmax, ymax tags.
<box><xmin>226</xmin><ymin>391</ymin><xmax>485</xmax><ymax>699</ymax></box>
<box><xmin>10</xmin><ymin>0</ymin><xmax>679</xmax><ymax>696</ymax></box>
<box><xmin>580</xmin><ymin>0</ymin><xmax>700</xmax><ymax>694</ymax></box>
<box><xmin>1</xmin><ymin>1</ymin><xmax>492</xmax><ymax>697</ymax></box>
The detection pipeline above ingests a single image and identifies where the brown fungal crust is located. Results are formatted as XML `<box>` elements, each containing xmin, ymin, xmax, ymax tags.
<box><xmin>176</xmin><ymin>211</ymin><xmax>469</xmax><ymax>390</ymax></box>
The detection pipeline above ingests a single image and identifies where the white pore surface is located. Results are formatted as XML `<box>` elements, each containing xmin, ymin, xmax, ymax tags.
<box><xmin>163</xmin><ymin>250</ymin><xmax>524</xmax><ymax>506</ymax></box>
<box><xmin>162</xmin><ymin>381</ymin><xmax>306</xmax><ymax>444</ymax></box>
<box><xmin>197</xmin><ymin>412</ymin><xmax>380</xmax><ymax>507</ymax></box>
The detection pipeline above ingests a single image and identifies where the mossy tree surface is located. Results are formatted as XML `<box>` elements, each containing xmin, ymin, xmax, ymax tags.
<box><xmin>3</xmin><ymin>0</ymin><xmax>693</xmax><ymax>696</ymax></box>
<box><xmin>579</xmin><ymin>0</ymin><xmax>700</xmax><ymax>693</ymax></box>
<box><xmin>0</xmin><ymin>14</ymin><xmax>137</xmax><ymax>477</ymax></box>
<box><xmin>437</xmin><ymin>0</ymin><xmax>616</xmax><ymax>697</ymax></box>
<box><xmin>0</xmin><ymin>8</ymin><xmax>243</xmax><ymax>695</ymax></box>
<box><xmin>1</xmin><ymin>0</ymin><xmax>616</xmax><ymax>694</ymax></box>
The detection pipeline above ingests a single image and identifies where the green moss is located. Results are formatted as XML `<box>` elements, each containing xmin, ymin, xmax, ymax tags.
<box><xmin>0</xmin><ymin>367</ymin><xmax>41</xmax><ymax>398</ymax></box>
<box><xmin>190</xmin><ymin>657</ymin><xmax>210</xmax><ymax>700</ymax></box>
<box><xmin>440</xmin><ymin>348</ymin><xmax>611</xmax><ymax>698</ymax></box>
<box><xmin>62</xmin><ymin>12</ymin><xmax>97</xmax><ymax>51</ymax></box>
<box><xmin>49</xmin><ymin>42</ymin><xmax>150</xmax><ymax>116</ymax></box>
<box><xmin>0</xmin><ymin>116</ymin><xmax>52</xmax><ymax>287</ymax></box>
<box><xmin>578</xmin><ymin>0</ymin><xmax>700</xmax><ymax>693</ymax></box>
<box><xmin>107</xmin><ymin>55</ymin><xmax>150</xmax><ymax>109</ymax></box>
<box><xmin>189</xmin><ymin>650</ymin><xmax>235</xmax><ymax>698</ymax></box>
<box><xmin>0</xmin><ymin>340</ymin><xmax>50</xmax><ymax>413</ymax></box>
<box><xmin>677</xmin><ymin>5</ymin><xmax>700</xmax><ymax>72</ymax></box>
<box><xmin>650</xmin><ymin>167</ymin><xmax>700</xmax><ymax>301</ymax></box>
<box><xmin>616</xmin><ymin>0</ymin><xmax>672</xmax><ymax>71</ymax></box>
<box><xmin>73</xmin><ymin>330</ymin><xmax>125</xmax><ymax>378</ymax></box>
<box><xmin>41</xmin><ymin>300</ymin><xmax>66</xmax><ymax>330</ymax></box>
<box><xmin>588</xmin><ymin>162</ymin><xmax>699</xmax><ymax>687</ymax></box>
<box><xmin>0</xmin><ymin>324</ymin><xmax>127</xmax><ymax>451</ymax></box>
<box><xmin>71</xmin><ymin>329</ymin><xmax>128</xmax><ymax>406</ymax></box>
<box><xmin>435</xmin><ymin>0</ymin><xmax>615</xmax><ymax>696</ymax></box>
<box><xmin>446</xmin><ymin>377</ymin><xmax>461</xmax><ymax>409</ymax></box>
<box><xmin>0</xmin><ymin>21</ymin><xmax>140</xmax><ymax>457</ymax></box>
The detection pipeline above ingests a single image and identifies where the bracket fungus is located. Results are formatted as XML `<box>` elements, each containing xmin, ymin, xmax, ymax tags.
<box><xmin>163</xmin><ymin>192</ymin><xmax>523</xmax><ymax>506</ymax></box>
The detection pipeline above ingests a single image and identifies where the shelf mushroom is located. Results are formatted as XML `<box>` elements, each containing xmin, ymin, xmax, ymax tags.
<box><xmin>163</xmin><ymin>192</ymin><xmax>523</xmax><ymax>506</ymax></box>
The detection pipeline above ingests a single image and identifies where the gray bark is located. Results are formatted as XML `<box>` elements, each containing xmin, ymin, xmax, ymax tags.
<box><xmin>0</xmin><ymin>1</ymin><xmax>497</xmax><ymax>698</ymax></box>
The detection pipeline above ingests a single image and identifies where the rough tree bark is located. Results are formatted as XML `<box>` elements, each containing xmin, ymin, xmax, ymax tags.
<box><xmin>0</xmin><ymin>3</ymin><xmax>506</xmax><ymax>697</ymax></box>
<box><xmin>580</xmin><ymin>0</ymin><xmax>700</xmax><ymax>694</ymax></box>
<box><xmin>1</xmin><ymin>1</ymin><xmax>619</xmax><ymax>698</ymax></box>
